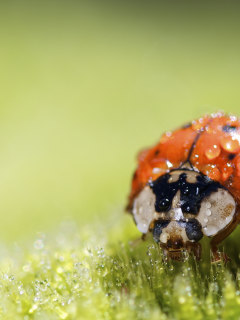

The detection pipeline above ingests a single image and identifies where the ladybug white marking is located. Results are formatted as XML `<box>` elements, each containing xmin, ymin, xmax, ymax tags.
<box><xmin>196</xmin><ymin>189</ymin><xmax>236</xmax><ymax>237</ymax></box>
<box><xmin>132</xmin><ymin>186</ymin><xmax>157</xmax><ymax>233</ymax></box>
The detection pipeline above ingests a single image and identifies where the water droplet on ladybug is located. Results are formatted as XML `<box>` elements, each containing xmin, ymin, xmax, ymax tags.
<box><xmin>205</xmin><ymin>145</ymin><xmax>221</xmax><ymax>160</ymax></box>
<box><xmin>142</xmin><ymin>219</ymin><xmax>148</xmax><ymax>228</ymax></box>
<box><xmin>220</xmin><ymin>137</ymin><xmax>240</xmax><ymax>153</ymax></box>
<box><xmin>206</xmin><ymin>202</ymin><xmax>211</xmax><ymax>209</ymax></box>
<box><xmin>206</xmin><ymin>209</ymin><xmax>211</xmax><ymax>216</ymax></box>
<box><xmin>196</xmin><ymin>187</ymin><xmax>199</xmax><ymax>196</ymax></box>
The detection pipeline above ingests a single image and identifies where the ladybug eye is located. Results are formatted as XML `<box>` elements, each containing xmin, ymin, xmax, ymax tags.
<box><xmin>152</xmin><ymin>220</ymin><xmax>170</xmax><ymax>243</ymax></box>
<box><xmin>159</xmin><ymin>198</ymin><xmax>171</xmax><ymax>211</ymax></box>
<box><xmin>185</xmin><ymin>220</ymin><xmax>203</xmax><ymax>242</ymax></box>
<box><xmin>222</xmin><ymin>125</ymin><xmax>237</xmax><ymax>133</ymax></box>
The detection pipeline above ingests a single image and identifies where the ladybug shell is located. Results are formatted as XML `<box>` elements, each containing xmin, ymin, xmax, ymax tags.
<box><xmin>127</xmin><ymin>113</ymin><xmax>240</xmax><ymax>212</ymax></box>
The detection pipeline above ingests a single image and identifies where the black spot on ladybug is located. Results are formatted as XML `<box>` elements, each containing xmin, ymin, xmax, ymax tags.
<box><xmin>155</xmin><ymin>150</ymin><xmax>159</xmax><ymax>156</ymax></box>
<box><xmin>149</xmin><ymin>170</ymin><xmax>225</xmax><ymax>215</ymax></box>
<box><xmin>178</xmin><ymin>219</ymin><xmax>203</xmax><ymax>242</ymax></box>
<box><xmin>228</xmin><ymin>153</ymin><xmax>236</xmax><ymax>161</ymax></box>
<box><xmin>182</xmin><ymin>123</ymin><xmax>192</xmax><ymax>129</ymax></box>
<box><xmin>222</xmin><ymin>125</ymin><xmax>237</xmax><ymax>133</ymax></box>
<box><xmin>152</xmin><ymin>220</ymin><xmax>170</xmax><ymax>243</ymax></box>
<box><xmin>133</xmin><ymin>171</ymin><xmax>137</xmax><ymax>180</ymax></box>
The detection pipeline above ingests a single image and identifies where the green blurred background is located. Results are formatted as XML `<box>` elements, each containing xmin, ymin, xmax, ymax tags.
<box><xmin>1</xmin><ymin>0</ymin><xmax>240</xmax><ymax>241</ymax></box>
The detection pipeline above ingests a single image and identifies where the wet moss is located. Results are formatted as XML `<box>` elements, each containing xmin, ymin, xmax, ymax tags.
<box><xmin>0</xmin><ymin>215</ymin><xmax>239</xmax><ymax>319</ymax></box>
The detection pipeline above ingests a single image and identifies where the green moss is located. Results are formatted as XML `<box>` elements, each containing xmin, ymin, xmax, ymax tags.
<box><xmin>0</xmin><ymin>215</ymin><xmax>240</xmax><ymax>319</ymax></box>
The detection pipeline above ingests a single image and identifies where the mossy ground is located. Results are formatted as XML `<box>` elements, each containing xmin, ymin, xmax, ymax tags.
<box><xmin>1</xmin><ymin>212</ymin><xmax>240</xmax><ymax>320</ymax></box>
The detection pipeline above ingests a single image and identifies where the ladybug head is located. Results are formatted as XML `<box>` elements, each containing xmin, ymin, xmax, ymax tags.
<box><xmin>151</xmin><ymin>219</ymin><xmax>203</xmax><ymax>261</ymax></box>
<box><xmin>132</xmin><ymin>168</ymin><xmax>236</xmax><ymax>261</ymax></box>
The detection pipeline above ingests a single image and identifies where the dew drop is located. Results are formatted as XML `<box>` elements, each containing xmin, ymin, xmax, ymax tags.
<box><xmin>34</xmin><ymin>240</ymin><xmax>44</xmax><ymax>250</ymax></box>
<box><xmin>23</xmin><ymin>264</ymin><xmax>31</xmax><ymax>272</ymax></box>
<box><xmin>220</xmin><ymin>137</ymin><xmax>240</xmax><ymax>153</ymax></box>
<box><xmin>206</xmin><ymin>210</ymin><xmax>211</xmax><ymax>216</ymax></box>
<box><xmin>206</xmin><ymin>202</ymin><xmax>211</xmax><ymax>209</ymax></box>
<box><xmin>166</xmin><ymin>160</ymin><xmax>173</xmax><ymax>168</ymax></box>
<box><xmin>152</xmin><ymin>167</ymin><xmax>161</xmax><ymax>174</ymax></box>
<box><xmin>230</xmin><ymin>115</ymin><xmax>237</xmax><ymax>121</ymax></box>
<box><xmin>205</xmin><ymin>145</ymin><xmax>221</xmax><ymax>160</ymax></box>
<box><xmin>141</xmin><ymin>219</ymin><xmax>148</xmax><ymax>228</ymax></box>
<box><xmin>178</xmin><ymin>297</ymin><xmax>186</xmax><ymax>304</ymax></box>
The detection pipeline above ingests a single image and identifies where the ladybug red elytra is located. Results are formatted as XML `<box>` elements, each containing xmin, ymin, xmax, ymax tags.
<box><xmin>126</xmin><ymin>112</ymin><xmax>240</xmax><ymax>263</ymax></box>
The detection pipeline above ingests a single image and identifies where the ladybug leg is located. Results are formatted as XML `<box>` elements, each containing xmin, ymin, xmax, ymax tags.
<box><xmin>185</xmin><ymin>241</ymin><xmax>202</xmax><ymax>261</ymax></box>
<box><xmin>142</xmin><ymin>233</ymin><xmax>147</xmax><ymax>241</ymax></box>
<box><xmin>191</xmin><ymin>242</ymin><xmax>202</xmax><ymax>261</ymax></box>
<box><xmin>210</xmin><ymin>217</ymin><xmax>239</xmax><ymax>264</ymax></box>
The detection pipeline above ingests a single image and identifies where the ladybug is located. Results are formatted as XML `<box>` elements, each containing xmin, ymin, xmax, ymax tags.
<box><xmin>126</xmin><ymin>112</ymin><xmax>240</xmax><ymax>263</ymax></box>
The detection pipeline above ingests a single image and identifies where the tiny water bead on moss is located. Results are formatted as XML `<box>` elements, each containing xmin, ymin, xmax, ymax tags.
<box><xmin>127</xmin><ymin>112</ymin><xmax>240</xmax><ymax>263</ymax></box>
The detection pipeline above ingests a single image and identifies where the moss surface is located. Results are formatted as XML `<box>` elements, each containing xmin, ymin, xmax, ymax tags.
<box><xmin>0</xmin><ymin>214</ymin><xmax>240</xmax><ymax>320</ymax></box>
